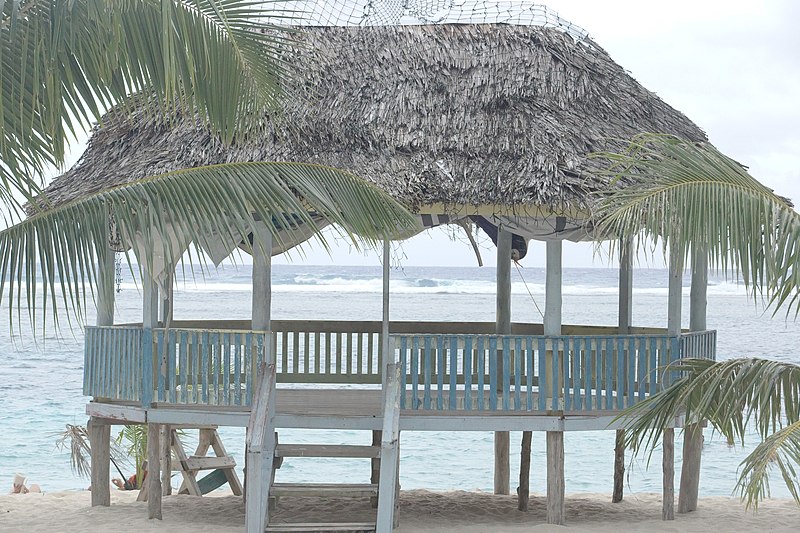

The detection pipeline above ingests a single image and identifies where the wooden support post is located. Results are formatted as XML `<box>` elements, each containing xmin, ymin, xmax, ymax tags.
<box><xmin>160</xmin><ymin>273</ymin><xmax>173</xmax><ymax>326</ymax></box>
<box><xmin>613</xmin><ymin>429</ymin><xmax>625</xmax><ymax>503</ymax></box>
<box><xmin>147</xmin><ymin>423</ymin><xmax>162</xmax><ymax>520</ymax></box>
<box><xmin>142</xmin><ymin>271</ymin><xmax>158</xmax><ymax>407</ymax></box>
<box><xmin>252</xmin><ymin>223</ymin><xmax>272</xmax><ymax>334</ymax></box>
<box><xmin>546</xmin><ymin>431</ymin><xmax>565</xmax><ymax>525</ymax></box>
<box><xmin>663</xmin><ymin>250</ymin><xmax>682</xmax><ymax>521</ymax></box>
<box><xmin>245</xmin><ymin>363</ymin><xmax>277</xmax><ymax>533</ymax></box>
<box><xmin>663</xmin><ymin>428</ymin><xmax>675</xmax><ymax>520</ymax></box>
<box><xmin>544</xmin><ymin>240</ymin><xmax>565</xmax><ymax>523</ymax></box>
<box><xmin>377</xmin><ymin>363</ymin><xmax>401</xmax><ymax>533</ymax></box>
<box><xmin>90</xmin><ymin>249</ymin><xmax>114</xmax><ymax>508</ymax></box>
<box><xmin>381</xmin><ymin>238</ymin><xmax>391</xmax><ymax>396</ymax></box>
<box><xmin>371</xmin><ymin>429</ymin><xmax>382</xmax><ymax>508</ymax></box>
<box><xmin>518</xmin><ymin>431</ymin><xmax>532</xmax><ymax>511</ymax></box>
<box><xmin>160</xmin><ymin>424</ymin><xmax>172</xmax><ymax>496</ymax></box>
<box><xmin>495</xmin><ymin>228</ymin><xmax>511</xmax><ymax>496</ymax></box>
<box><xmin>614</xmin><ymin>238</ymin><xmax>633</xmax><ymax>503</ymax></box>
<box><xmin>679</xmin><ymin>246</ymin><xmax>708</xmax><ymax>513</ymax></box>
<box><xmin>88</xmin><ymin>418</ymin><xmax>111</xmax><ymax>507</ymax></box>
<box><xmin>97</xmin><ymin>246</ymin><xmax>115</xmax><ymax>327</ymax></box>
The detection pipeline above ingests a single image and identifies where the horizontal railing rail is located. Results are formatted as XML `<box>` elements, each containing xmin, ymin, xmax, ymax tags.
<box><xmin>84</xmin><ymin>322</ymin><xmax>716</xmax><ymax>412</ymax></box>
<box><xmin>392</xmin><ymin>333</ymin><xmax>688</xmax><ymax>412</ymax></box>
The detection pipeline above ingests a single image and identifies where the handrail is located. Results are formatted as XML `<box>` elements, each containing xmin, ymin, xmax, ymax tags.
<box><xmin>84</xmin><ymin>323</ymin><xmax>716</xmax><ymax>412</ymax></box>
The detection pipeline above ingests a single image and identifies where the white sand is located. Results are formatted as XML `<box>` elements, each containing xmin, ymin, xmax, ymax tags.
<box><xmin>2</xmin><ymin>489</ymin><xmax>799</xmax><ymax>532</ymax></box>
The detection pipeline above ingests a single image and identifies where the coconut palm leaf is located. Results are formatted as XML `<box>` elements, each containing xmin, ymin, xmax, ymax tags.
<box><xmin>54</xmin><ymin>423</ymin><xmax>128</xmax><ymax>479</ymax></box>
<box><xmin>0</xmin><ymin>161</ymin><xmax>417</xmax><ymax>332</ymax></box>
<box><xmin>737</xmin><ymin>419</ymin><xmax>800</xmax><ymax>508</ymax></box>
<box><xmin>593</xmin><ymin>133</ymin><xmax>800</xmax><ymax>318</ymax></box>
<box><xmin>1</xmin><ymin>0</ymin><xmax>294</xmax><ymax>215</ymax></box>
<box><xmin>616</xmin><ymin>358</ymin><xmax>800</xmax><ymax>506</ymax></box>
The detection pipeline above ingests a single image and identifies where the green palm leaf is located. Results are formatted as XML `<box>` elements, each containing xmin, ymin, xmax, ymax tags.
<box><xmin>0</xmin><ymin>162</ymin><xmax>417</xmax><ymax>332</ymax></box>
<box><xmin>738</xmin><ymin>420</ymin><xmax>800</xmax><ymax>508</ymax></box>
<box><xmin>616</xmin><ymin>358</ymin><xmax>800</xmax><ymax>507</ymax></box>
<box><xmin>2</xmin><ymin>0</ymin><xmax>294</xmax><ymax>215</ymax></box>
<box><xmin>593</xmin><ymin>133</ymin><xmax>800</xmax><ymax>318</ymax></box>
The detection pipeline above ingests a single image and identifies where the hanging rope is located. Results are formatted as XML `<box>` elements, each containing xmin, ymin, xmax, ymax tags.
<box><xmin>513</xmin><ymin>260</ymin><xmax>544</xmax><ymax>320</ymax></box>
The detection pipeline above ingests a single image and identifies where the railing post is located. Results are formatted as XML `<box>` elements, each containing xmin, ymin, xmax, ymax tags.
<box><xmin>142</xmin><ymin>270</ymin><xmax>158</xmax><ymax>408</ymax></box>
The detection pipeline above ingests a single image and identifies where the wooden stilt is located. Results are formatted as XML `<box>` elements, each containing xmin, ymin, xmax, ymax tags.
<box><xmin>160</xmin><ymin>424</ymin><xmax>172</xmax><ymax>496</ymax></box>
<box><xmin>88</xmin><ymin>418</ymin><xmax>111</xmax><ymax>507</ymax></box>
<box><xmin>679</xmin><ymin>246</ymin><xmax>707</xmax><ymax>513</ymax></box>
<box><xmin>662</xmin><ymin>428</ymin><xmax>675</xmax><ymax>520</ymax></box>
<box><xmin>679</xmin><ymin>424</ymin><xmax>703</xmax><ymax>513</ymax></box>
<box><xmin>494</xmin><ymin>229</ymin><xmax>512</xmax><ymax>495</ymax></box>
<box><xmin>613</xmin><ymin>429</ymin><xmax>625</xmax><ymax>503</ymax></box>
<box><xmin>614</xmin><ymin>239</ymin><xmax>633</xmax><ymax>503</ymax></box>
<box><xmin>147</xmin><ymin>423</ymin><xmax>162</xmax><ymax>520</ymax></box>
<box><xmin>546</xmin><ymin>431</ymin><xmax>565</xmax><ymax>525</ymax></box>
<box><xmin>371</xmin><ymin>430</ymin><xmax>382</xmax><ymax>508</ymax></box>
<box><xmin>518</xmin><ymin>431</ymin><xmax>532</xmax><ymax>511</ymax></box>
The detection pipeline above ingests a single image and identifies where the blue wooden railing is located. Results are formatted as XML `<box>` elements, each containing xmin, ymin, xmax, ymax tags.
<box><xmin>83</xmin><ymin>323</ymin><xmax>716</xmax><ymax>412</ymax></box>
<box><xmin>392</xmin><ymin>332</ymin><xmax>716</xmax><ymax>412</ymax></box>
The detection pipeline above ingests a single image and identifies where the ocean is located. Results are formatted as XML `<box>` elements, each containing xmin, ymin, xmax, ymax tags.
<box><xmin>2</xmin><ymin>264</ymin><xmax>798</xmax><ymax>499</ymax></box>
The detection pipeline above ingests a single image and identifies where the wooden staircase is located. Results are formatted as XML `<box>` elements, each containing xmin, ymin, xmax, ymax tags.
<box><xmin>245</xmin><ymin>363</ymin><xmax>401</xmax><ymax>533</ymax></box>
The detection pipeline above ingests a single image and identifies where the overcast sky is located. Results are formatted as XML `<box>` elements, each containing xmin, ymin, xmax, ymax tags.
<box><xmin>52</xmin><ymin>1</ymin><xmax>800</xmax><ymax>270</ymax></box>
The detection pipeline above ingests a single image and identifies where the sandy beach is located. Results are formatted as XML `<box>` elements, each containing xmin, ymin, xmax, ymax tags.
<box><xmin>2</xmin><ymin>489</ymin><xmax>799</xmax><ymax>532</ymax></box>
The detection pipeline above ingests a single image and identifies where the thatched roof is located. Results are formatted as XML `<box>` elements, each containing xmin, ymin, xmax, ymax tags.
<box><xmin>42</xmin><ymin>23</ymin><xmax>707</xmax><ymax>213</ymax></box>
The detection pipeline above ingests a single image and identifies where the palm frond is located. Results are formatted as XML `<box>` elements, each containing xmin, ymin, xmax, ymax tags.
<box><xmin>0</xmin><ymin>161</ymin><xmax>417</xmax><ymax>333</ymax></box>
<box><xmin>619</xmin><ymin>358</ymin><xmax>800</xmax><ymax>453</ymax></box>
<box><xmin>617</xmin><ymin>358</ymin><xmax>800</xmax><ymax>505</ymax></box>
<box><xmin>54</xmin><ymin>424</ymin><xmax>93</xmax><ymax>479</ymax></box>
<box><xmin>593</xmin><ymin>133</ymin><xmax>800</xmax><ymax>318</ymax></box>
<box><xmin>736</xmin><ymin>419</ymin><xmax>800</xmax><ymax>509</ymax></box>
<box><xmin>2</xmin><ymin>0</ymin><xmax>295</xmax><ymax>216</ymax></box>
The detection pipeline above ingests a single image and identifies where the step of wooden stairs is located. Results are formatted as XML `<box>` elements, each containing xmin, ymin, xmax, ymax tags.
<box><xmin>265</xmin><ymin>522</ymin><xmax>376</xmax><ymax>532</ymax></box>
<box><xmin>272</xmin><ymin>482</ymin><xmax>378</xmax><ymax>498</ymax></box>
<box><xmin>275</xmin><ymin>444</ymin><xmax>381</xmax><ymax>459</ymax></box>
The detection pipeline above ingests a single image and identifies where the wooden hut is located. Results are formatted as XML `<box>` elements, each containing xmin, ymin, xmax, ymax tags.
<box><xmin>45</xmin><ymin>17</ymin><xmax>715</xmax><ymax>533</ymax></box>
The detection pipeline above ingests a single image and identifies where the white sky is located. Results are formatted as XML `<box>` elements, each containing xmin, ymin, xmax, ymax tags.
<box><xmin>50</xmin><ymin>0</ymin><xmax>800</xmax><ymax>270</ymax></box>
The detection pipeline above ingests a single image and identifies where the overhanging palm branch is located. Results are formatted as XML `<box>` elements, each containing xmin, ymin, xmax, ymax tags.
<box><xmin>54</xmin><ymin>423</ymin><xmax>129</xmax><ymax>480</ymax></box>
<box><xmin>616</xmin><ymin>358</ymin><xmax>800</xmax><ymax>508</ymax></box>
<box><xmin>593</xmin><ymin>133</ymin><xmax>800</xmax><ymax>318</ymax></box>
<box><xmin>2</xmin><ymin>0</ymin><xmax>293</xmax><ymax>215</ymax></box>
<box><xmin>0</xmin><ymin>162</ymin><xmax>417</xmax><ymax>332</ymax></box>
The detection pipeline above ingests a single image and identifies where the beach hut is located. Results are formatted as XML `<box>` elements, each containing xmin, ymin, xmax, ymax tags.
<box><xmin>44</xmin><ymin>4</ymin><xmax>716</xmax><ymax>530</ymax></box>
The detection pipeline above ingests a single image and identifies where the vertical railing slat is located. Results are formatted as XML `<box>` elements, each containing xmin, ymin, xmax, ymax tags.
<box><xmin>449</xmin><ymin>336</ymin><xmax>458</xmax><ymax>410</ymax></box>
<box><xmin>514</xmin><ymin>337</ymin><xmax>522</xmax><ymax>411</ymax></box>
<box><xmin>502</xmin><ymin>336</ymin><xmax>510</xmax><ymax>411</ymax></box>
<box><xmin>411</xmin><ymin>337</ymin><xmax>420</xmax><ymax>409</ymax></box>
<box><xmin>477</xmin><ymin>336</ymin><xmax>485</xmax><ymax>411</ymax></box>
<box><xmin>489</xmin><ymin>337</ymin><xmax>498</xmax><ymax>411</ymax></box>
<box><xmin>464</xmin><ymin>336</ymin><xmax>473</xmax><ymax>411</ymax></box>
<box><xmin>399</xmin><ymin>336</ymin><xmax>407</xmax><ymax>409</ymax></box>
<box><xmin>423</xmin><ymin>337</ymin><xmax>432</xmax><ymax>410</ymax></box>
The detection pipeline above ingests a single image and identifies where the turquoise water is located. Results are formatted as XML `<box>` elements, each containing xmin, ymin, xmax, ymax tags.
<box><xmin>2</xmin><ymin>265</ymin><xmax>798</xmax><ymax>498</ymax></box>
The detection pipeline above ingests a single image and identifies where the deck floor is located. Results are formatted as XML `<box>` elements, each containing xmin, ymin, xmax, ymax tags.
<box><xmin>90</xmin><ymin>388</ymin><xmax>662</xmax><ymax>432</ymax></box>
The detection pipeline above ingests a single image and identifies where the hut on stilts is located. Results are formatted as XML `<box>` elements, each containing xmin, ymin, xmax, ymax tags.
<box><xmin>42</xmin><ymin>2</ymin><xmax>717</xmax><ymax>531</ymax></box>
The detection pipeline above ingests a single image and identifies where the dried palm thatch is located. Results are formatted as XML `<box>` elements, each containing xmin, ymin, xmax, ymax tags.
<box><xmin>40</xmin><ymin>23</ymin><xmax>706</xmax><ymax>217</ymax></box>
